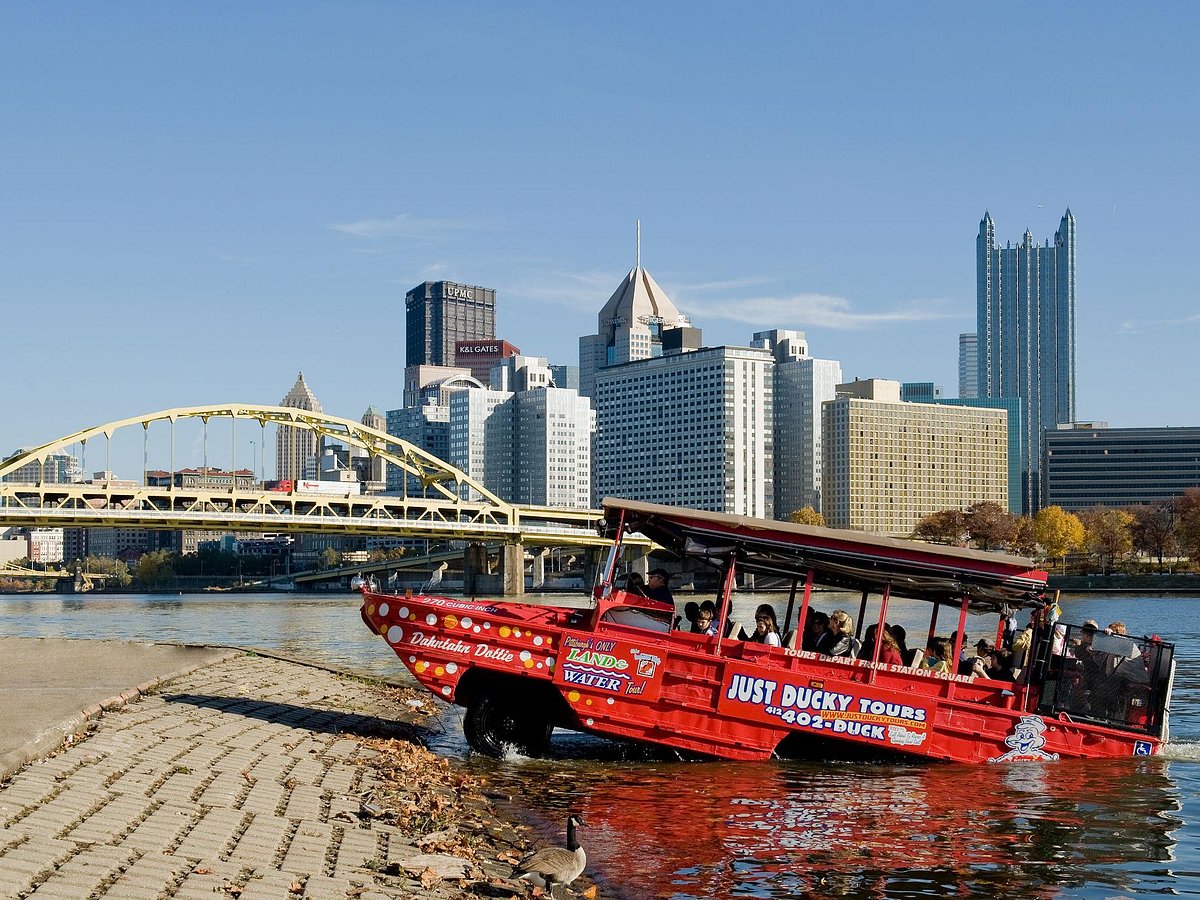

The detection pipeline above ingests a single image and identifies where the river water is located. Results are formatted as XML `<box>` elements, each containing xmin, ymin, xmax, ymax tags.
<box><xmin>2</xmin><ymin>589</ymin><xmax>1199</xmax><ymax>897</ymax></box>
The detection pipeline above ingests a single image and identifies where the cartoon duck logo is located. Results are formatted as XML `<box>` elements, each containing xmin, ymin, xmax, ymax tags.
<box><xmin>989</xmin><ymin>715</ymin><xmax>1060</xmax><ymax>763</ymax></box>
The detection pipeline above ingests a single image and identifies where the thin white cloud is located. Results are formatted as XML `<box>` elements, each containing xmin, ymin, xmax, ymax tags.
<box><xmin>509</xmin><ymin>270</ymin><xmax>952</xmax><ymax>331</ymax></box>
<box><xmin>680</xmin><ymin>293</ymin><xmax>956</xmax><ymax>330</ymax></box>
<box><xmin>513</xmin><ymin>269</ymin><xmax>625</xmax><ymax>312</ymax></box>
<box><xmin>329</xmin><ymin>213</ymin><xmax>470</xmax><ymax>240</ymax></box>
<box><xmin>672</xmin><ymin>275</ymin><xmax>777</xmax><ymax>294</ymax></box>
<box><xmin>1119</xmin><ymin>311</ymin><xmax>1199</xmax><ymax>334</ymax></box>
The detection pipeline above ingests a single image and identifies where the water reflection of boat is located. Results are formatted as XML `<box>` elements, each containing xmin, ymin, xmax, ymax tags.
<box><xmin>362</xmin><ymin>499</ymin><xmax>1177</xmax><ymax>763</ymax></box>
<box><xmin>488</xmin><ymin>756</ymin><xmax>1182</xmax><ymax>899</ymax></box>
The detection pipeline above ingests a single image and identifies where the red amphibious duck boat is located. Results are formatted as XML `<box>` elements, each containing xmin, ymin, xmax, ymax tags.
<box><xmin>360</xmin><ymin>499</ymin><xmax>1175</xmax><ymax>763</ymax></box>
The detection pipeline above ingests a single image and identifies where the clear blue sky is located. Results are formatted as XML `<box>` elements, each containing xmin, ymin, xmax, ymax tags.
<box><xmin>3</xmin><ymin>3</ymin><xmax>1198</xmax><ymax>476</ymax></box>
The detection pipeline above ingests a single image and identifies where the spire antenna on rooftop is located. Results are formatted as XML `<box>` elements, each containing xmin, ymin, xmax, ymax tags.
<box><xmin>636</xmin><ymin>219</ymin><xmax>641</xmax><ymax>270</ymax></box>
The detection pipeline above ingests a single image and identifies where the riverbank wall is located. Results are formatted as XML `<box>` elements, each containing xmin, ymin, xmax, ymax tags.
<box><xmin>1051</xmin><ymin>574</ymin><xmax>1200</xmax><ymax>593</ymax></box>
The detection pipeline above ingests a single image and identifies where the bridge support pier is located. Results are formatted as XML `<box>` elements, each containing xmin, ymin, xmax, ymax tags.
<box><xmin>501</xmin><ymin>544</ymin><xmax>524</xmax><ymax>597</ymax></box>
<box><xmin>530</xmin><ymin>549</ymin><xmax>548</xmax><ymax>590</ymax></box>
<box><xmin>463</xmin><ymin>544</ymin><xmax>489</xmax><ymax>596</ymax></box>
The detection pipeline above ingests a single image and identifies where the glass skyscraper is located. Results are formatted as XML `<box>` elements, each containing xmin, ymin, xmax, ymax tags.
<box><xmin>977</xmin><ymin>209</ymin><xmax>1076</xmax><ymax>513</ymax></box>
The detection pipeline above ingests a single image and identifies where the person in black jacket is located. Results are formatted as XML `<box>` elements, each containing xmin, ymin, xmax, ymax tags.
<box><xmin>815</xmin><ymin>609</ymin><xmax>857</xmax><ymax>657</ymax></box>
<box><xmin>645</xmin><ymin>568</ymin><xmax>674</xmax><ymax>604</ymax></box>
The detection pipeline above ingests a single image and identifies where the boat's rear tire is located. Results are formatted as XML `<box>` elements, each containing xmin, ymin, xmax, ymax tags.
<box><xmin>463</xmin><ymin>688</ymin><xmax>552</xmax><ymax>758</ymax></box>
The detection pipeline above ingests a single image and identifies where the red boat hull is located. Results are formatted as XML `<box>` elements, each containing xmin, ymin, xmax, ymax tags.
<box><xmin>361</xmin><ymin>589</ymin><xmax>1162</xmax><ymax>763</ymax></box>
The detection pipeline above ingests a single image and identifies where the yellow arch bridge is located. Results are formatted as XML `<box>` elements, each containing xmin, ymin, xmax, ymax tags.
<box><xmin>0</xmin><ymin>404</ymin><xmax>634</xmax><ymax>593</ymax></box>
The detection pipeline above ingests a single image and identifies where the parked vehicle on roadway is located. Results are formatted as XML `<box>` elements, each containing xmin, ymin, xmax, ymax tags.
<box><xmin>360</xmin><ymin>498</ymin><xmax>1175</xmax><ymax>763</ymax></box>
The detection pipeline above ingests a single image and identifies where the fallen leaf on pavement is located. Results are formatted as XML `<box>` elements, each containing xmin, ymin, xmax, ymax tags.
<box><xmin>419</xmin><ymin>867</ymin><xmax>441</xmax><ymax>889</ymax></box>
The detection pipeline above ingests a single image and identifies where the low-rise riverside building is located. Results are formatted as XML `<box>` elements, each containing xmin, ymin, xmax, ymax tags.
<box><xmin>822</xmin><ymin>379</ymin><xmax>1008</xmax><ymax>535</ymax></box>
<box><xmin>1043</xmin><ymin>424</ymin><xmax>1200</xmax><ymax>511</ymax></box>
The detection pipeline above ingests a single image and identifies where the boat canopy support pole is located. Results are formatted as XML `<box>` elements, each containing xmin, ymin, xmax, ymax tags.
<box><xmin>714</xmin><ymin>555</ymin><xmax>738</xmax><ymax>652</ymax></box>
<box><xmin>927</xmin><ymin>602</ymin><xmax>940</xmax><ymax>648</ymax></box>
<box><xmin>856</xmin><ymin>590</ymin><xmax>869</xmax><ymax>641</ymax></box>
<box><xmin>784</xmin><ymin>577</ymin><xmax>798</xmax><ymax>636</ymax></box>
<box><xmin>868</xmin><ymin>582</ymin><xmax>893</xmax><ymax>682</ymax></box>
<box><xmin>796</xmin><ymin>568</ymin><xmax>815</xmax><ymax>650</ymax></box>
<box><xmin>952</xmin><ymin>595</ymin><xmax>969</xmax><ymax>669</ymax></box>
<box><xmin>598</xmin><ymin>509</ymin><xmax>625</xmax><ymax>598</ymax></box>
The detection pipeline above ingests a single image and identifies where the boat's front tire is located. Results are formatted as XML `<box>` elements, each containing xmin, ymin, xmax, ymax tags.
<box><xmin>463</xmin><ymin>688</ymin><xmax>552</xmax><ymax>758</ymax></box>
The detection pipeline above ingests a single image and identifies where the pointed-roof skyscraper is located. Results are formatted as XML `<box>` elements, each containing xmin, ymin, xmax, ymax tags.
<box><xmin>578</xmin><ymin>227</ymin><xmax>689</xmax><ymax>398</ymax></box>
<box><xmin>276</xmin><ymin>372</ymin><xmax>323</xmax><ymax>481</ymax></box>
<box><xmin>360</xmin><ymin>405</ymin><xmax>387</xmax><ymax>483</ymax></box>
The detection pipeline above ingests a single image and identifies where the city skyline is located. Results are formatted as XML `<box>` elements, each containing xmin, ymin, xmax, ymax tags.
<box><xmin>4</xmin><ymin>6</ymin><xmax>1200</xmax><ymax>476</ymax></box>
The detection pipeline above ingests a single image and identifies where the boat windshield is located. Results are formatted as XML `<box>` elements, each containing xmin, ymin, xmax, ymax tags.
<box><xmin>600</xmin><ymin>605</ymin><xmax>673</xmax><ymax>632</ymax></box>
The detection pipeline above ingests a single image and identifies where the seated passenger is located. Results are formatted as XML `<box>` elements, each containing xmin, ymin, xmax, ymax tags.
<box><xmin>816</xmin><ymin>609</ymin><xmax>856</xmax><ymax>658</ymax></box>
<box><xmin>748</xmin><ymin>604</ymin><xmax>781</xmax><ymax>647</ymax></box>
<box><xmin>1011</xmin><ymin>613</ymin><xmax>1036</xmax><ymax>670</ymax></box>
<box><xmin>891</xmin><ymin>624</ymin><xmax>911</xmax><ymax>661</ymax></box>
<box><xmin>875</xmin><ymin>625</ymin><xmax>904</xmax><ymax>666</ymax></box>
<box><xmin>920</xmin><ymin>637</ymin><xmax>953</xmax><ymax>674</ymax></box>
<box><xmin>692</xmin><ymin>600</ymin><xmax>718</xmax><ymax>636</ymax></box>
<box><xmin>802</xmin><ymin>610</ymin><xmax>829</xmax><ymax>652</ymax></box>
<box><xmin>645</xmin><ymin>568</ymin><xmax>674</xmax><ymax>604</ymax></box>
<box><xmin>674</xmin><ymin>600</ymin><xmax>699</xmax><ymax>632</ymax></box>
<box><xmin>857</xmin><ymin>623</ymin><xmax>879</xmax><ymax>661</ymax></box>
<box><xmin>986</xmin><ymin>648</ymin><xmax>1015</xmax><ymax>680</ymax></box>
<box><xmin>1072</xmin><ymin>619</ymin><xmax>1099</xmax><ymax>653</ymax></box>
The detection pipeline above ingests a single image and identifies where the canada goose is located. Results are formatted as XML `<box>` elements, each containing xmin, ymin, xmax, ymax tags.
<box><xmin>518</xmin><ymin>814</ymin><xmax>586</xmax><ymax>888</ymax></box>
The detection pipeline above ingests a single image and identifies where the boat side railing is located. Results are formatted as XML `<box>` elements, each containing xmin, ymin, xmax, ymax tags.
<box><xmin>1032</xmin><ymin>622</ymin><xmax>1173</xmax><ymax>738</ymax></box>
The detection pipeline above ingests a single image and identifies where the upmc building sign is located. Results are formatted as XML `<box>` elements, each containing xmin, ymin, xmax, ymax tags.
<box><xmin>454</xmin><ymin>339</ymin><xmax>521</xmax><ymax>381</ymax></box>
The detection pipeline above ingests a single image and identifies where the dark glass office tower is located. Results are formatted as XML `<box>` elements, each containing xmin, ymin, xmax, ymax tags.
<box><xmin>977</xmin><ymin>209</ymin><xmax>1076</xmax><ymax>513</ymax></box>
<box><xmin>405</xmin><ymin>281</ymin><xmax>496</xmax><ymax>368</ymax></box>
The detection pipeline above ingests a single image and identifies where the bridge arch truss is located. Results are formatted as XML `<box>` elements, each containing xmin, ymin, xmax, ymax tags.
<box><xmin>0</xmin><ymin>404</ymin><xmax>605</xmax><ymax>543</ymax></box>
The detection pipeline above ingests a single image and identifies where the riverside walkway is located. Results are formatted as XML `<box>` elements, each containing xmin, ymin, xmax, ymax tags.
<box><xmin>0</xmin><ymin>640</ymin><xmax>540</xmax><ymax>899</ymax></box>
